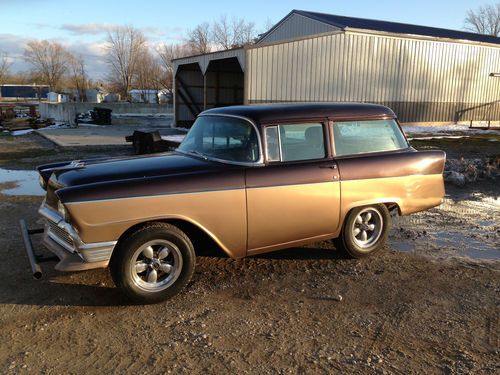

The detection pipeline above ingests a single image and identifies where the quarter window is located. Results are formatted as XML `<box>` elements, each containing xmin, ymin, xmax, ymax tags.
<box><xmin>332</xmin><ymin>120</ymin><xmax>408</xmax><ymax>156</ymax></box>
<box><xmin>265</xmin><ymin>123</ymin><xmax>326</xmax><ymax>162</ymax></box>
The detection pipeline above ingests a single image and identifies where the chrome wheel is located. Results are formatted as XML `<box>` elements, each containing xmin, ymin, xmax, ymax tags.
<box><xmin>130</xmin><ymin>239</ymin><xmax>183</xmax><ymax>292</ymax></box>
<box><xmin>351</xmin><ymin>208</ymin><xmax>383</xmax><ymax>250</ymax></box>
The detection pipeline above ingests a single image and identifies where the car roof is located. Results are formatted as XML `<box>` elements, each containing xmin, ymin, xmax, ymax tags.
<box><xmin>201</xmin><ymin>103</ymin><xmax>396</xmax><ymax>124</ymax></box>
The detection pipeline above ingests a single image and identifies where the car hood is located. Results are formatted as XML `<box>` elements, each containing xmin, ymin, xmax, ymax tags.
<box><xmin>43</xmin><ymin>152</ymin><xmax>231</xmax><ymax>188</ymax></box>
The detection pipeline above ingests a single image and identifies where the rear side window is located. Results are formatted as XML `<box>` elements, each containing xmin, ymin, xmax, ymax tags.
<box><xmin>332</xmin><ymin>120</ymin><xmax>408</xmax><ymax>156</ymax></box>
<box><xmin>265</xmin><ymin>123</ymin><xmax>326</xmax><ymax>162</ymax></box>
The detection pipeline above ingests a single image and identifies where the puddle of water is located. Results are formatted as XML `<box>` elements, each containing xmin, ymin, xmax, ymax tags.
<box><xmin>432</xmin><ymin>231</ymin><xmax>499</xmax><ymax>259</ymax></box>
<box><xmin>389</xmin><ymin>240</ymin><xmax>415</xmax><ymax>252</ymax></box>
<box><xmin>391</xmin><ymin>196</ymin><xmax>499</xmax><ymax>261</ymax></box>
<box><xmin>0</xmin><ymin>168</ymin><xmax>45</xmax><ymax>196</ymax></box>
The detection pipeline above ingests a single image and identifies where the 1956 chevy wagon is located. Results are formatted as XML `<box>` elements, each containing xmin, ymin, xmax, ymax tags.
<box><xmin>21</xmin><ymin>103</ymin><xmax>445</xmax><ymax>303</ymax></box>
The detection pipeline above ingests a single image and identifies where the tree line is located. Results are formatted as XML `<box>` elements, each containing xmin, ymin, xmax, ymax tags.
<box><xmin>1</xmin><ymin>4</ymin><xmax>499</xmax><ymax>101</ymax></box>
<box><xmin>0</xmin><ymin>15</ymin><xmax>263</xmax><ymax>102</ymax></box>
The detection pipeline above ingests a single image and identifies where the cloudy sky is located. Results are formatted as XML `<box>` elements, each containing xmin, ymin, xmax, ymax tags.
<box><xmin>0</xmin><ymin>0</ymin><xmax>486</xmax><ymax>79</ymax></box>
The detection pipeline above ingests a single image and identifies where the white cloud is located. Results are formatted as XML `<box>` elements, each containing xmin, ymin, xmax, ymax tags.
<box><xmin>0</xmin><ymin>33</ymin><xmax>31</xmax><ymax>72</ymax></box>
<box><xmin>65</xmin><ymin>41</ymin><xmax>108</xmax><ymax>78</ymax></box>
<box><xmin>0</xmin><ymin>33</ymin><xmax>107</xmax><ymax>79</ymax></box>
<box><xmin>60</xmin><ymin>23</ymin><xmax>184</xmax><ymax>39</ymax></box>
<box><xmin>60</xmin><ymin>23</ymin><xmax>114</xmax><ymax>35</ymax></box>
<box><xmin>1</xmin><ymin>21</ymin><xmax>187</xmax><ymax>80</ymax></box>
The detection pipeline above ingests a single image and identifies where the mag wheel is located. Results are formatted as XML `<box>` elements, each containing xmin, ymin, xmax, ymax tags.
<box><xmin>110</xmin><ymin>223</ymin><xmax>195</xmax><ymax>304</ymax></box>
<box><xmin>334</xmin><ymin>204</ymin><xmax>390</xmax><ymax>258</ymax></box>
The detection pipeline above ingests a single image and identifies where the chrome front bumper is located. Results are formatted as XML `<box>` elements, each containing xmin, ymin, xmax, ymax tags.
<box><xmin>38</xmin><ymin>202</ymin><xmax>117</xmax><ymax>272</ymax></box>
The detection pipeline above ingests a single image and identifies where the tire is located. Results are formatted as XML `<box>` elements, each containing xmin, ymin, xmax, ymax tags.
<box><xmin>110</xmin><ymin>223</ymin><xmax>195</xmax><ymax>304</ymax></box>
<box><xmin>333</xmin><ymin>204</ymin><xmax>391</xmax><ymax>259</ymax></box>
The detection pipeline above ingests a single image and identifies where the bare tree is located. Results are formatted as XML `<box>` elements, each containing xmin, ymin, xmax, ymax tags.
<box><xmin>263</xmin><ymin>18</ymin><xmax>275</xmax><ymax>33</ymax></box>
<box><xmin>0</xmin><ymin>51</ymin><xmax>12</xmax><ymax>85</ymax></box>
<box><xmin>156</xmin><ymin>43</ymin><xmax>192</xmax><ymax>91</ymax></box>
<box><xmin>135</xmin><ymin>51</ymin><xmax>164</xmax><ymax>103</ymax></box>
<box><xmin>67</xmin><ymin>53</ymin><xmax>88</xmax><ymax>102</ymax></box>
<box><xmin>212</xmin><ymin>15</ymin><xmax>233</xmax><ymax>50</ymax></box>
<box><xmin>187</xmin><ymin>23</ymin><xmax>212</xmax><ymax>54</ymax></box>
<box><xmin>23</xmin><ymin>40</ymin><xmax>69</xmax><ymax>91</ymax></box>
<box><xmin>105</xmin><ymin>25</ymin><xmax>147</xmax><ymax>100</ymax></box>
<box><xmin>465</xmin><ymin>2</ymin><xmax>500</xmax><ymax>36</ymax></box>
<box><xmin>232</xmin><ymin>17</ymin><xmax>256</xmax><ymax>47</ymax></box>
<box><xmin>212</xmin><ymin>15</ymin><xmax>257</xmax><ymax>50</ymax></box>
<box><xmin>1</xmin><ymin>70</ymin><xmax>32</xmax><ymax>85</ymax></box>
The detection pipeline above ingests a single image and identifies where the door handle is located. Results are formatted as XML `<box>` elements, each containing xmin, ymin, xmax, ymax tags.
<box><xmin>319</xmin><ymin>164</ymin><xmax>337</xmax><ymax>169</ymax></box>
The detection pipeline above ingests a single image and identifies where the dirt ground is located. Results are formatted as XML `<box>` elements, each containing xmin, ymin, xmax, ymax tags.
<box><xmin>0</xmin><ymin>133</ymin><xmax>498</xmax><ymax>374</ymax></box>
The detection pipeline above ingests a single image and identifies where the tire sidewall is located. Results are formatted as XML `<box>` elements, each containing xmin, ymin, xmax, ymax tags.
<box><xmin>340</xmin><ymin>204</ymin><xmax>391</xmax><ymax>258</ymax></box>
<box><xmin>111</xmin><ymin>224</ymin><xmax>195</xmax><ymax>304</ymax></box>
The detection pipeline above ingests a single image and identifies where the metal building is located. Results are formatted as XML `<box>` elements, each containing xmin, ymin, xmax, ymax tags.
<box><xmin>0</xmin><ymin>84</ymin><xmax>49</xmax><ymax>99</ymax></box>
<box><xmin>173</xmin><ymin>9</ymin><xmax>500</xmax><ymax>126</ymax></box>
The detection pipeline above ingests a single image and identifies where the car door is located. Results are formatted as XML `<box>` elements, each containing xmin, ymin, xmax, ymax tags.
<box><xmin>245</xmin><ymin>122</ymin><xmax>341</xmax><ymax>254</ymax></box>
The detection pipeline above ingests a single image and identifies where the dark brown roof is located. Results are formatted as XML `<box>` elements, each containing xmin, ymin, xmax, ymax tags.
<box><xmin>259</xmin><ymin>10</ymin><xmax>500</xmax><ymax>46</ymax></box>
<box><xmin>202</xmin><ymin>103</ymin><xmax>396</xmax><ymax>124</ymax></box>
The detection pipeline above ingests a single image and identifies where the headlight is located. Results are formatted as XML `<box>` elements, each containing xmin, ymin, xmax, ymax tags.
<box><xmin>57</xmin><ymin>201</ymin><xmax>70</xmax><ymax>221</ymax></box>
<box><xmin>39</xmin><ymin>175</ymin><xmax>47</xmax><ymax>190</ymax></box>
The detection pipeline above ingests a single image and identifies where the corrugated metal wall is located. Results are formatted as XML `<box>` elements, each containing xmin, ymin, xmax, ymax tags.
<box><xmin>0</xmin><ymin>85</ymin><xmax>49</xmax><ymax>99</ymax></box>
<box><xmin>246</xmin><ymin>31</ymin><xmax>500</xmax><ymax>123</ymax></box>
<box><xmin>258</xmin><ymin>13</ymin><xmax>338</xmax><ymax>44</ymax></box>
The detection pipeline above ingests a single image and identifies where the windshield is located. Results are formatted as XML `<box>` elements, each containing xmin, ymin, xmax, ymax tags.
<box><xmin>178</xmin><ymin>115</ymin><xmax>260</xmax><ymax>163</ymax></box>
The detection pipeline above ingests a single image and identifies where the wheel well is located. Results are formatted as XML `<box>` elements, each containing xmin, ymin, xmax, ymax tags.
<box><xmin>114</xmin><ymin>219</ymin><xmax>229</xmax><ymax>258</ymax></box>
<box><xmin>384</xmin><ymin>202</ymin><xmax>401</xmax><ymax>216</ymax></box>
<box><xmin>343</xmin><ymin>202</ymin><xmax>401</xmax><ymax>221</ymax></box>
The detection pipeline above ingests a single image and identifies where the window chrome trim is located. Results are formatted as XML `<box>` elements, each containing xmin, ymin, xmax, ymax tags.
<box><xmin>277</xmin><ymin>125</ymin><xmax>283</xmax><ymax>161</ymax></box>
<box><xmin>177</xmin><ymin>113</ymin><xmax>264</xmax><ymax>167</ymax></box>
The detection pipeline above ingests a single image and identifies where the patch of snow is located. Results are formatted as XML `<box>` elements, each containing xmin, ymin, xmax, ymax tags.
<box><xmin>113</xmin><ymin>113</ymin><xmax>172</xmax><ymax>118</ymax></box>
<box><xmin>407</xmin><ymin>135</ymin><xmax>467</xmax><ymax>141</ymax></box>
<box><xmin>11</xmin><ymin>123</ymin><xmax>72</xmax><ymax>136</ymax></box>
<box><xmin>78</xmin><ymin>124</ymin><xmax>105</xmax><ymax>128</ymax></box>
<box><xmin>172</xmin><ymin>127</ymin><xmax>189</xmax><ymax>133</ymax></box>
<box><xmin>161</xmin><ymin>135</ymin><xmax>185</xmax><ymax>143</ymax></box>
<box><xmin>402</xmin><ymin>124</ymin><xmax>500</xmax><ymax>135</ymax></box>
<box><xmin>11</xmin><ymin>129</ymin><xmax>34</xmax><ymax>136</ymax></box>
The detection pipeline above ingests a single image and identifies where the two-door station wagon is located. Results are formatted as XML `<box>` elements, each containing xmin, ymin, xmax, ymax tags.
<box><xmin>20</xmin><ymin>103</ymin><xmax>446</xmax><ymax>303</ymax></box>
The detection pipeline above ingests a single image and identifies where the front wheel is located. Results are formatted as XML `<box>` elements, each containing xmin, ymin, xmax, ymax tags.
<box><xmin>110</xmin><ymin>223</ymin><xmax>195</xmax><ymax>304</ymax></box>
<box><xmin>333</xmin><ymin>204</ymin><xmax>391</xmax><ymax>258</ymax></box>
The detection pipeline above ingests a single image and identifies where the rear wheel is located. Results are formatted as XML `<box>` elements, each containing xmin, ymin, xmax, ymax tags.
<box><xmin>110</xmin><ymin>223</ymin><xmax>195</xmax><ymax>304</ymax></box>
<box><xmin>334</xmin><ymin>204</ymin><xmax>390</xmax><ymax>258</ymax></box>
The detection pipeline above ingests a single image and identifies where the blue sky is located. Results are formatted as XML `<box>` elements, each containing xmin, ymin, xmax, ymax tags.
<box><xmin>0</xmin><ymin>0</ymin><xmax>488</xmax><ymax>78</ymax></box>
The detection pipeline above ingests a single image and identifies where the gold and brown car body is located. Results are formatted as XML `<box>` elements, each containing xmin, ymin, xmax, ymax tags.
<box><xmin>35</xmin><ymin>103</ymin><xmax>445</xmax><ymax>272</ymax></box>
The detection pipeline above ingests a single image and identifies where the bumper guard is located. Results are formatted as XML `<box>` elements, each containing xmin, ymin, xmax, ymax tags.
<box><xmin>19</xmin><ymin>219</ymin><xmax>57</xmax><ymax>279</ymax></box>
<box><xmin>20</xmin><ymin>203</ymin><xmax>117</xmax><ymax>279</ymax></box>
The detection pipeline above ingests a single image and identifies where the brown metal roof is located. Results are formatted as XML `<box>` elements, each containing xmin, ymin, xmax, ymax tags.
<box><xmin>201</xmin><ymin>103</ymin><xmax>396</xmax><ymax>124</ymax></box>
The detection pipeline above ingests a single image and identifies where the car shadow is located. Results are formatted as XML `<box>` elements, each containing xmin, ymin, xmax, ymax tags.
<box><xmin>0</xmin><ymin>277</ymin><xmax>129</xmax><ymax>307</ymax></box>
<box><xmin>3</xmin><ymin>244</ymin><xmax>349</xmax><ymax>308</ymax></box>
<box><xmin>251</xmin><ymin>246</ymin><xmax>347</xmax><ymax>260</ymax></box>
<box><xmin>197</xmin><ymin>240</ymin><xmax>347</xmax><ymax>261</ymax></box>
